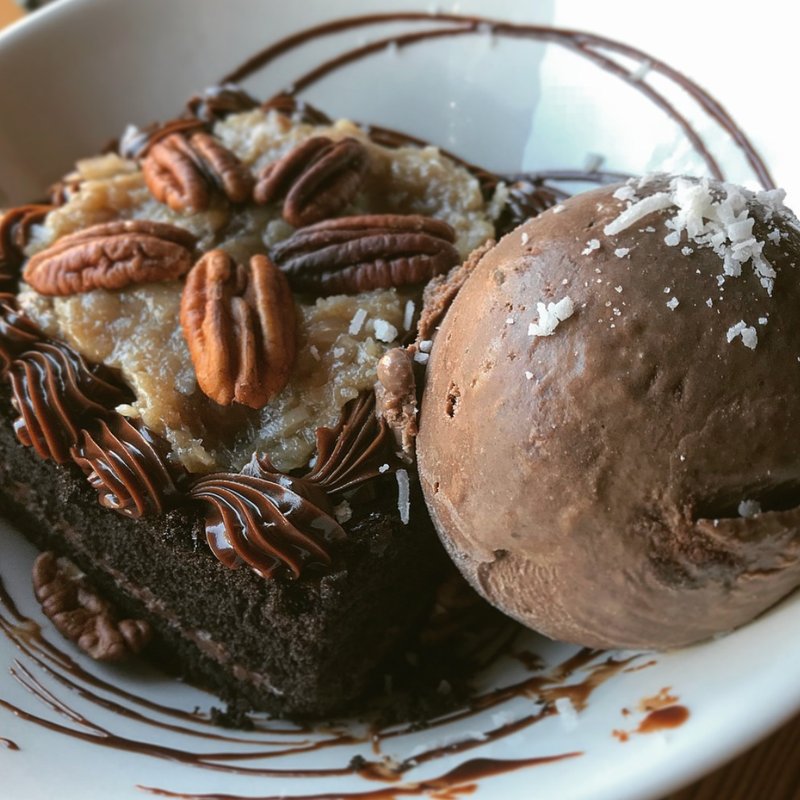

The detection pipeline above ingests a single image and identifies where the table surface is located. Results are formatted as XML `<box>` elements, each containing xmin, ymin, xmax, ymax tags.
<box><xmin>0</xmin><ymin>1</ymin><xmax>798</xmax><ymax>798</ymax></box>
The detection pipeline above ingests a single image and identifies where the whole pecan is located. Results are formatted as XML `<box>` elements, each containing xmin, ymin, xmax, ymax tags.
<box><xmin>22</xmin><ymin>220</ymin><xmax>197</xmax><ymax>296</ymax></box>
<box><xmin>142</xmin><ymin>131</ymin><xmax>254</xmax><ymax>213</ymax></box>
<box><xmin>0</xmin><ymin>204</ymin><xmax>52</xmax><ymax>289</ymax></box>
<box><xmin>271</xmin><ymin>214</ymin><xmax>460</xmax><ymax>296</ymax></box>
<box><xmin>180</xmin><ymin>250</ymin><xmax>296</xmax><ymax>408</ymax></box>
<box><xmin>33</xmin><ymin>551</ymin><xmax>151</xmax><ymax>662</ymax></box>
<box><xmin>254</xmin><ymin>136</ymin><xmax>368</xmax><ymax>227</ymax></box>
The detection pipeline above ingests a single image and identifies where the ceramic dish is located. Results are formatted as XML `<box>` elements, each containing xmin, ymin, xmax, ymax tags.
<box><xmin>1</xmin><ymin>1</ymin><xmax>798</xmax><ymax>799</ymax></box>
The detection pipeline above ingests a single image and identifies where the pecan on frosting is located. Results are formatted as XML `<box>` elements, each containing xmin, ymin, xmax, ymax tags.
<box><xmin>22</xmin><ymin>220</ymin><xmax>197</xmax><ymax>296</ymax></box>
<box><xmin>8</xmin><ymin>340</ymin><xmax>131</xmax><ymax>464</ymax></box>
<box><xmin>272</xmin><ymin>213</ymin><xmax>460</xmax><ymax>296</ymax></box>
<box><xmin>71</xmin><ymin>415</ymin><xmax>183</xmax><ymax>519</ymax></box>
<box><xmin>142</xmin><ymin>131</ymin><xmax>254</xmax><ymax>213</ymax></box>
<box><xmin>0</xmin><ymin>204</ymin><xmax>53</xmax><ymax>290</ymax></box>
<box><xmin>189</xmin><ymin>391</ymin><xmax>401</xmax><ymax>579</ymax></box>
<box><xmin>254</xmin><ymin>136</ymin><xmax>369</xmax><ymax>227</ymax></box>
<box><xmin>180</xmin><ymin>250</ymin><xmax>296</xmax><ymax>408</ymax></box>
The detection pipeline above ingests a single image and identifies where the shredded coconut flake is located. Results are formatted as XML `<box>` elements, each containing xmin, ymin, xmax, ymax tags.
<box><xmin>552</xmin><ymin>204</ymin><xmax>565</xmax><ymax>214</ymax></box>
<box><xmin>527</xmin><ymin>296</ymin><xmax>575</xmax><ymax>337</ymax></box>
<box><xmin>582</xmin><ymin>239</ymin><xmax>601</xmax><ymax>255</ymax></box>
<box><xmin>373</xmin><ymin>319</ymin><xmax>398</xmax><ymax>343</ymax></box>
<box><xmin>726</xmin><ymin>321</ymin><xmax>758</xmax><ymax>350</ymax></box>
<box><xmin>309</xmin><ymin>344</ymin><xmax>321</xmax><ymax>361</ymax></box>
<box><xmin>521</xmin><ymin>231</ymin><xmax>530</xmax><ymax>245</ymax></box>
<box><xmin>348</xmin><ymin>307</ymin><xmax>368</xmax><ymax>336</ymax></box>
<box><xmin>396</xmin><ymin>469</ymin><xmax>410</xmax><ymax>525</ymax></box>
<box><xmin>603</xmin><ymin>192</ymin><xmax>673</xmax><ymax>235</ymax></box>
<box><xmin>403</xmin><ymin>300</ymin><xmax>415</xmax><ymax>331</ymax></box>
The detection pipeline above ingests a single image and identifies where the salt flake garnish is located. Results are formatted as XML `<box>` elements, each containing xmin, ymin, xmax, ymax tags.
<box><xmin>666</xmin><ymin>297</ymin><xmax>679</xmax><ymax>310</ymax></box>
<box><xmin>614</xmin><ymin>248</ymin><xmax>630</xmax><ymax>258</ymax></box>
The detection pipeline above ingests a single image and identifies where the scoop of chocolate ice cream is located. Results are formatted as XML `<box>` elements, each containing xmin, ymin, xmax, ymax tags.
<box><xmin>417</xmin><ymin>175</ymin><xmax>800</xmax><ymax>650</ymax></box>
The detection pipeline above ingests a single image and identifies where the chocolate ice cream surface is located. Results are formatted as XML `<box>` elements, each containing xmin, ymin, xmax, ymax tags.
<box><xmin>418</xmin><ymin>174</ymin><xmax>800</xmax><ymax>650</ymax></box>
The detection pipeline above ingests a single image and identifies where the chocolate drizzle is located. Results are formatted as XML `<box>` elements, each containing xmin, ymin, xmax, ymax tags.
<box><xmin>71</xmin><ymin>415</ymin><xmax>182</xmax><ymax>519</ymax></box>
<box><xmin>189</xmin><ymin>392</ymin><xmax>399</xmax><ymax>579</ymax></box>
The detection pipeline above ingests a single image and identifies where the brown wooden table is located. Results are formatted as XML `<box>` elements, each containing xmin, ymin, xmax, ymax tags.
<box><xmin>0</xmin><ymin>1</ymin><xmax>798</xmax><ymax>797</ymax></box>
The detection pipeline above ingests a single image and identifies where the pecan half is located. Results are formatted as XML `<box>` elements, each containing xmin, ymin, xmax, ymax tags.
<box><xmin>22</xmin><ymin>220</ymin><xmax>197</xmax><ymax>296</ymax></box>
<box><xmin>142</xmin><ymin>131</ymin><xmax>254</xmax><ymax>213</ymax></box>
<box><xmin>254</xmin><ymin>136</ymin><xmax>368</xmax><ymax>227</ymax></box>
<box><xmin>0</xmin><ymin>204</ymin><xmax>52</xmax><ymax>288</ymax></box>
<box><xmin>32</xmin><ymin>552</ymin><xmax>151</xmax><ymax>662</ymax></box>
<box><xmin>181</xmin><ymin>250</ymin><xmax>296</xmax><ymax>408</ymax></box>
<box><xmin>272</xmin><ymin>214</ymin><xmax>460</xmax><ymax>296</ymax></box>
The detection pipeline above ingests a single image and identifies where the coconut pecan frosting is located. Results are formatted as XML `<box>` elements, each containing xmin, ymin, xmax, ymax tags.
<box><xmin>0</xmin><ymin>87</ymin><xmax>463</xmax><ymax>581</ymax></box>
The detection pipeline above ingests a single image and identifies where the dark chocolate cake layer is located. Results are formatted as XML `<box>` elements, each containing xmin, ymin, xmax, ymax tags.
<box><xmin>0</xmin><ymin>384</ymin><xmax>444</xmax><ymax>718</ymax></box>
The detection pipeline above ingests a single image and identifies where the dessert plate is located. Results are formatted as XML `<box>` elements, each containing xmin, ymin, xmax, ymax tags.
<box><xmin>1</xmin><ymin>1</ymin><xmax>799</xmax><ymax>799</ymax></box>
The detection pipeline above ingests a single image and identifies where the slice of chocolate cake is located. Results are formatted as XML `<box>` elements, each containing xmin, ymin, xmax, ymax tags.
<box><xmin>0</xmin><ymin>88</ymin><xmax>504</xmax><ymax>717</ymax></box>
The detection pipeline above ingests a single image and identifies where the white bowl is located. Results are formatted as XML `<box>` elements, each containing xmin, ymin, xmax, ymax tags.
<box><xmin>1</xmin><ymin>2</ymin><xmax>798</xmax><ymax>799</ymax></box>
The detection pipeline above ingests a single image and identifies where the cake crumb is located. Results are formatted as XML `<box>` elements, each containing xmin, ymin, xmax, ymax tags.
<box><xmin>333</xmin><ymin>500</ymin><xmax>353</xmax><ymax>524</ymax></box>
<box><xmin>115</xmin><ymin>404</ymin><xmax>140</xmax><ymax>419</ymax></box>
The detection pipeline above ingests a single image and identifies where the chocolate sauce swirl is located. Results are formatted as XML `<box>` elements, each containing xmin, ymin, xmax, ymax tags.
<box><xmin>71</xmin><ymin>415</ymin><xmax>183</xmax><ymax>519</ymax></box>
